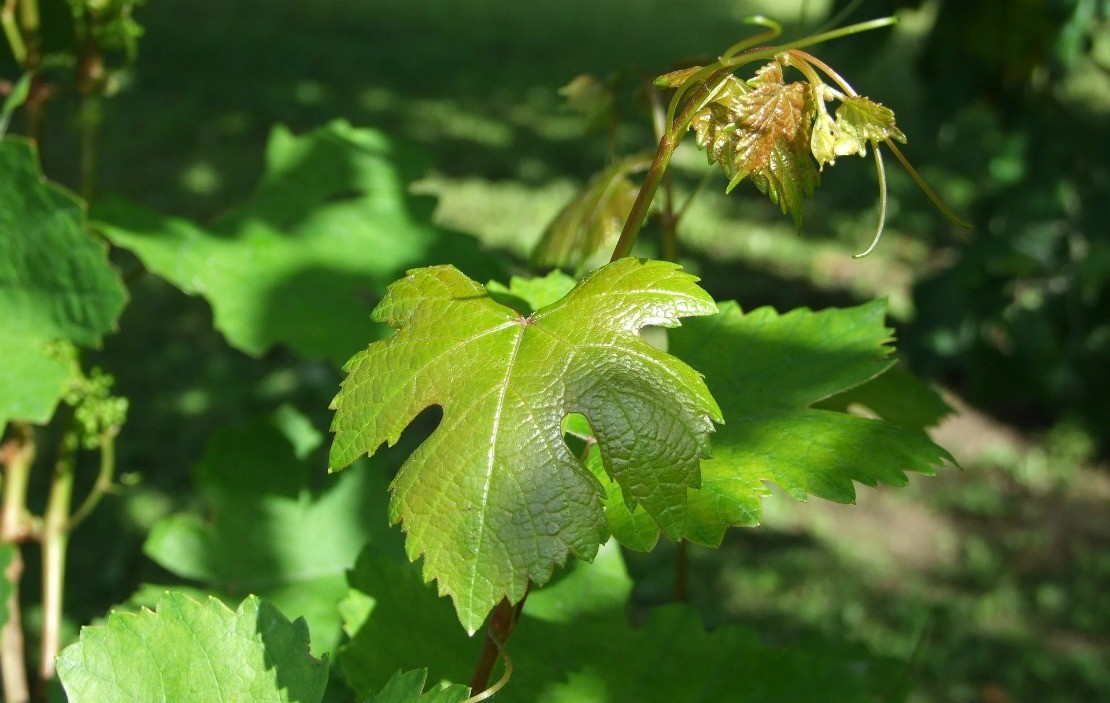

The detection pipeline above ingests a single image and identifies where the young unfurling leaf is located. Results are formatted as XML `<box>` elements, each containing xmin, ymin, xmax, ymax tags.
<box><xmin>688</xmin><ymin>60</ymin><xmax>820</xmax><ymax>229</ymax></box>
<box><xmin>329</xmin><ymin>259</ymin><xmax>721</xmax><ymax>633</ymax></box>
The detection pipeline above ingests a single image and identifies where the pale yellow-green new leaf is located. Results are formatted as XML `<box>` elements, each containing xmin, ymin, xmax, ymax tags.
<box><xmin>329</xmin><ymin>259</ymin><xmax>720</xmax><ymax>633</ymax></box>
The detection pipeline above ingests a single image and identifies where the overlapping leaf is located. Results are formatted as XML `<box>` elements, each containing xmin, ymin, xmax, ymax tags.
<box><xmin>668</xmin><ymin>300</ymin><xmax>953</xmax><ymax>545</ymax></box>
<box><xmin>94</xmin><ymin>120</ymin><xmax>500</xmax><ymax>366</ymax></box>
<box><xmin>143</xmin><ymin>410</ymin><xmax>399</xmax><ymax>654</ymax></box>
<box><xmin>56</xmin><ymin>592</ymin><xmax>328</xmax><ymax>703</ymax></box>
<box><xmin>0</xmin><ymin>138</ymin><xmax>127</xmax><ymax>431</ymax></box>
<box><xmin>329</xmin><ymin>259</ymin><xmax>720</xmax><ymax>632</ymax></box>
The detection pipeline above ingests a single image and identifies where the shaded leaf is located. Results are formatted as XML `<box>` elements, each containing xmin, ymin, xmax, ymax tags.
<box><xmin>363</xmin><ymin>670</ymin><xmax>469</xmax><ymax>703</ymax></box>
<box><xmin>56</xmin><ymin>592</ymin><xmax>328</xmax><ymax>703</ymax></box>
<box><xmin>95</xmin><ymin>120</ymin><xmax>500</xmax><ymax>366</ymax></box>
<box><xmin>532</xmin><ymin>156</ymin><xmax>648</xmax><ymax>271</ymax></box>
<box><xmin>0</xmin><ymin>138</ymin><xmax>127</xmax><ymax>431</ymax></box>
<box><xmin>668</xmin><ymin>301</ymin><xmax>952</xmax><ymax>545</ymax></box>
<box><xmin>144</xmin><ymin>410</ymin><xmax>399</xmax><ymax>654</ymax></box>
<box><xmin>816</xmin><ymin>364</ymin><xmax>953</xmax><ymax>430</ymax></box>
<box><xmin>330</xmin><ymin>259</ymin><xmax>720</xmax><ymax>632</ymax></box>
<box><xmin>340</xmin><ymin>543</ymin><xmax>901</xmax><ymax>702</ymax></box>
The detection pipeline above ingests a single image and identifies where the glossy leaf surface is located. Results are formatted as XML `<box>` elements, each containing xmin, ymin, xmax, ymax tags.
<box><xmin>330</xmin><ymin>259</ymin><xmax>720</xmax><ymax>632</ymax></box>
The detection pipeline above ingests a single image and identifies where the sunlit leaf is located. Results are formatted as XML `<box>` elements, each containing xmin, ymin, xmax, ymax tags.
<box><xmin>330</xmin><ymin>259</ymin><xmax>720</xmax><ymax>632</ymax></box>
<box><xmin>688</xmin><ymin>62</ymin><xmax>820</xmax><ymax>229</ymax></box>
<box><xmin>57</xmin><ymin>592</ymin><xmax>328</xmax><ymax>703</ymax></box>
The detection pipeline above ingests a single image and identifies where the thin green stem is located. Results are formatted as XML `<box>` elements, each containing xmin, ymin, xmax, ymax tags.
<box><xmin>646</xmin><ymin>80</ymin><xmax>680</xmax><ymax>262</ymax></box>
<box><xmin>884</xmin><ymin>139</ymin><xmax>973</xmax><ymax>228</ymax></box>
<box><xmin>18</xmin><ymin>0</ymin><xmax>43</xmax><ymax>145</ymax></box>
<box><xmin>39</xmin><ymin>424</ymin><xmax>77</xmax><ymax>686</ymax></box>
<box><xmin>609</xmin><ymin>132</ymin><xmax>679</xmax><ymax>261</ymax></box>
<box><xmin>854</xmin><ymin>146</ymin><xmax>889</xmax><ymax>258</ymax></box>
<box><xmin>1</xmin><ymin>0</ymin><xmax>25</xmax><ymax>65</ymax></box>
<box><xmin>67</xmin><ymin>429</ymin><xmax>116</xmax><ymax>530</ymax></box>
<box><xmin>78</xmin><ymin>95</ymin><xmax>102</xmax><ymax>202</ymax></box>
<box><xmin>1</xmin><ymin>423</ymin><xmax>35</xmax><ymax>703</ymax></box>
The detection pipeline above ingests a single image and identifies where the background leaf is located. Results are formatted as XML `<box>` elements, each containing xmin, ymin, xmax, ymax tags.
<box><xmin>93</xmin><ymin>120</ymin><xmax>501</xmax><ymax>366</ymax></box>
<box><xmin>142</xmin><ymin>409</ymin><xmax>399</xmax><ymax>654</ymax></box>
<box><xmin>340</xmin><ymin>542</ymin><xmax>900</xmax><ymax>702</ymax></box>
<box><xmin>531</xmin><ymin>156</ymin><xmax>648</xmax><ymax>272</ymax></box>
<box><xmin>330</xmin><ymin>259</ymin><xmax>720</xmax><ymax>632</ymax></box>
<box><xmin>0</xmin><ymin>138</ymin><xmax>127</xmax><ymax>432</ymax></box>
<box><xmin>57</xmin><ymin>592</ymin><xmax>329</xmax><ymax>703</ymax></box>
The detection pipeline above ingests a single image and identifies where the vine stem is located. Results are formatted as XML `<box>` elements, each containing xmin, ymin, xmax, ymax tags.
<box><xmin>1</xmin><ymin>0</ymin><xmax>25</xmax><ymax>65</ymax></box>
<box><xmin>1</xmin><ymin>423</ymin><xmax>35</xmax><ymax>703</ymax></box>
<box><xmin>39</xmin><ymin>424</ymin><xmax>77</xmax><ymax>687</ymax></box>
<box><xmin>67</xmin><ymin>429</ymin><xmax>117</xmax><ymax>530</ymax></box>
<box><xmin>467</xmin><ymin>591</ymin><xmax>526</xmax><ymax>699</ymax></box>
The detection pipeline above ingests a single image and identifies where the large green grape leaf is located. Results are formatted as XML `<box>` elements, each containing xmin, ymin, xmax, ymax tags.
<box><xmin>330</xmin><ymin>258</ymin><xmax>721</xmax><ymax>633</ymax></box>
<box><xmin>56</xmin><ymin>592</ymin><xmax>328</xmax><ymax>703</ymax></box>
<box><xmin>143</xmin><ymin>410</ymin><xmax>399</xmax><ymax>655</ymax></box>
<box><xmin>0</xmin><ymin>138</ymin><xmax>127</xmax><ymax>430</ymax></box>
<box><xmin>340</xmin><ymin>543</ymin><xmax>899</xmax><ymax>702</ymax></box>
<box><xmin>93</xmin><ymin>120</ymin><xmax>500</xmax><ymax>366</ymax></box>
<box><xmin>666</xmin><ymin>301</ymin><xmax>953</xmax><ymax>545</ymax></box>
<box><xmin>363</xmin><ymin>670</ymin><xmax>469</xmax><ymax>703</ymax></box>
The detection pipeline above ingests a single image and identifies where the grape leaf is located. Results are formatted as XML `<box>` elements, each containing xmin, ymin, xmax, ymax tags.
<box><xmin>0</xmin><ymin>138</ymin><xmax>127</xmax><ymax>431</ymax></box>
<box><xmin>364</xmin><ymin>670</ymin><xmax>469</xmax><ymax>703</ymax></box>
<box><xmin>56</xmin><ymin>592</ymin><xmax>328</xmax><ymax>703</ymax></box>
<box><xmin>815</xmin><ymin>364</ymin><xmax>952</xmax><ymax>430</ymax></box>
<box><xmin>811</xmin><ymin>93</ymin><xmax>907</xmax><ymax>169</ymax></box>
<box><xmin>690</xmin><ymin>76</ymin><xmax>750</xmax><ymax>176</ymax></box>
<box><xmin>340</xmin><ymin>542</ymin><xmax>900</xmax><ymax>702</ymax></box>
<box><xmin>94</xmin><ymin>120</ymin><xmax>500</xmax><ymax>366</ymax></box>
<box><xmin>329</xmin><ymin>258</ymin><xmax>721</xmax><ymax>633</ymax></box>
<box><xmin>689</xmin><ymin>63</ymin><xmax>820</xmax><ymax>229</ymax></box>
<box><xmin>835</xmin><ymin>95</ymin><xmax>906</xmax><ymax>151</ymax></box>
<box><xmin>143</xmin><ymin>410</ymin><xmax>400</xmax><ymax>655</ymax></box>
<box><xmin>666</xmin><ymin>300</ymin><xmax>953</xmax><ymax>545</ymax></box>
